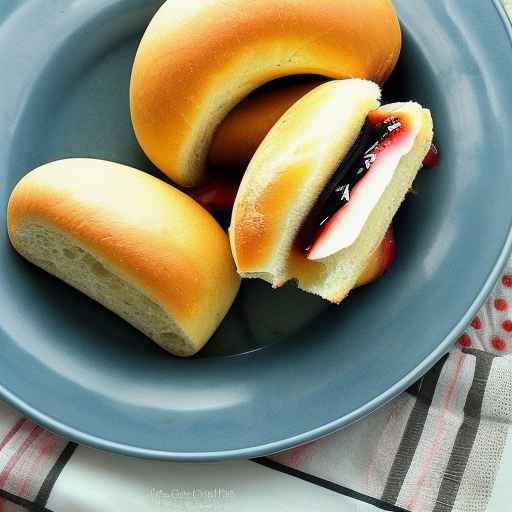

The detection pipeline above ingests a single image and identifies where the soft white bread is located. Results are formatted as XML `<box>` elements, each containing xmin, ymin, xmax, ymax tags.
<box><xmin>130</xmin><ymin>0</ymin><xmax>401</xmax><ymax>186</ymax></box>
<box><xmin>230</xmin><ymin>80</ymin><xmax>434</xmax><ymax>303</ymax></box>
<box><xmin>7</xmin><ymin>159</ymin><xmax>240</xmax><ymax>356</ymax></box>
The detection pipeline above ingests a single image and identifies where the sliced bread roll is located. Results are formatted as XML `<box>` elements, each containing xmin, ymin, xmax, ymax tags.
<box><xmin>7</xmin><ymin>159</ymin><xmax>240</xmax><ymax>356</ymax></box>
<box><xmin>230</xmin><ymin>80</ymin><xmax>433</xmax><ymax>303</ymax></box>
<box><xmin>289</xmin><ymin>103</ymin><xmax>433</xmax><ymax>302</ymax></box>
<box><xmin>230</xmin><ymin>79</ymin><xmax>381</xmax><ymax>286</ymax></box>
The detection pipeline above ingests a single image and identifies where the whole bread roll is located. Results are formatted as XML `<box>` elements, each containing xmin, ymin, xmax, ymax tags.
<box><xmin>130</xmin><ymin>0</ymin><xmax>401</xmax><ymax>186</ymax></box>
<box><xmin>7</xmin><ymin>159</ymin><xmax>240</xmax><ymax>356</ymax></box>
<box><xmin>230</xmin><ymin>80</ymin><xmax>433</xmax><ymax>303</ymax></box>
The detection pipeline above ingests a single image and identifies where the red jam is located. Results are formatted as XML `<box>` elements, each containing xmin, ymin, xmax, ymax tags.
<box><xmin>298</xmin><ymin>112</ymin><xmax>411</xmax><ymax>255</ymax></box>
<box><xmin>188</xmin><ymin>180</ymin><xmax>239</xmax><ymax>212</ymax></box>
<box><xmin>422</xmin><ymin>143</ymin><xmax>439</xmax><ymax>169</ymax></box>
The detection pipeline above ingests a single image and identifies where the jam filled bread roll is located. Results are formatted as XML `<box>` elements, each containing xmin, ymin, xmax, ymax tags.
<box><xmin>230</xmin><ymin>79</ymin><xmax>433</xmax><ymax>303</ymax></box>
<box><xmin>7</xmin><ymin>159</ymin><xmax>240</xmax><ymax>356</ymax></box>
<box><xmin>130</xmin><ymin>0</ymin><xmax>401</xmax><ymax>186</ymax></box>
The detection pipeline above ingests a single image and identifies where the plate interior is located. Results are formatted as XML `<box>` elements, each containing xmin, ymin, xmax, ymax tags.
<box><xmin>0</xmin><ymin>0</ymin><xmax>511</xmax><ymax>459</ymax></box>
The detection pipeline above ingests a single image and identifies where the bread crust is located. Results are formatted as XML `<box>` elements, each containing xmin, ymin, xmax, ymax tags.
<box><xmin>130</xmin><ymin>0</ymin><xmax>401</xmax><ymax>186</ymax></box>
<box><xmin>7</xmin><ymin>159</ymin><xmax>240</xmax><ymax>350</ymax></box>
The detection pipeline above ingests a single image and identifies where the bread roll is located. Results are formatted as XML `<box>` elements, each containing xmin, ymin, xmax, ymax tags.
<box><xmin>230</xmin><ymin>80</ymin><xmax>433</xmax><ymax>303</ymax></box>
<box><xmin>130</xmin><ymin>0</ymin><xmax>401</xmax><ymax>186</ymax></box>
<box><xmin>7</xmin><ymin>159</ymin><xmax>240</xmax><ymax>356</ymax></box>
<box><xmin>209</xmin><ymin>78</ymin><xmax>325</xmax><ymax>172</ymax></box>
<box><xmin>231</xmin><ymin>79</ymin><xmax>381</xmax><ymax>283</ymax></box>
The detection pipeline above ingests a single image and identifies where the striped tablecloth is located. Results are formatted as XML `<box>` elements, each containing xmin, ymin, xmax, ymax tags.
<box><xmin>1</xmin><ymin>2</ymin><xmax>512</xmax><ymax>512</ymax></box>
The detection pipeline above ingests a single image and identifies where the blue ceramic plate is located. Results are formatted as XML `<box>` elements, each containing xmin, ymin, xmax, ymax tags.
<box><xmin>1</xmin><ymin>0</ymin><xmax>512</xmax><ymax>461</ymax></box>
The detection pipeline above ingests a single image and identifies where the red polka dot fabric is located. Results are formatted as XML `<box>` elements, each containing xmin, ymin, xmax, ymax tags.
<box><xmin>458</xmin><ymin>268</ymin><xmax>512</xmax><ymax>354</ymax></box>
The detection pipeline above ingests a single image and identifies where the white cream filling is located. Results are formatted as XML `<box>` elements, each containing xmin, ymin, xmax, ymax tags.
<box><xmin>307</xmin><ymin>124</ymin><xmax>420</xmax><ymax>261</ymax></box>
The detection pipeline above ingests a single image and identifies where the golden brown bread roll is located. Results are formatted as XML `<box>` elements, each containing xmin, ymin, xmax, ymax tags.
<box><xmin>230</xmin><ymin>80</ymin><xmax>433</xmax><ymax>303</ymax></box>
<box><xmin>231</xmin><ymin>80</ymin><xmax>381</xmax><ymax>278</ymax></box>
<box><xmin>130</xmin><ymin>0</ymin><xmax>401</xmax><ymax>186</ymax></box>
<box><xmin>7</xmin><ymin>159</ymin><xmax>240</xmax><ymax>356</ymax></box>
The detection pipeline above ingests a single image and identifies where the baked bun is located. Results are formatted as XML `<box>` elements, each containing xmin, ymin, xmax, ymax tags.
<box><xmin>209</xmin><ymin>78</ymin><xmax>325</xmax><ymax>172</ymax></box>
<box><xmin>209</xmin><ymin>76</ymin><xmax>396</xmax><ymax>288</ymax></box>
<box><xmin>231</xmin><ymin>79</ymin><xmax>381</xmax><ymax>282</ymax></box>
<box><xmin>7</xmin><ymin>159</ymin><xmax>240</xmax><ymax>356</ymax></box>
<box><xmin>130</xmin><ymin>0</ymin><xmax>401</xmax><ymax>186</ymax></box>
<box><xmin>230</xmin><ymin>79</ymin><xmax>433</xmax><ymax>303</ymax></box>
